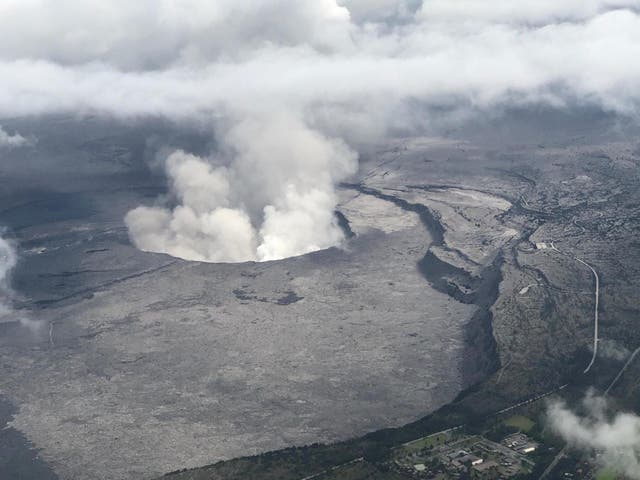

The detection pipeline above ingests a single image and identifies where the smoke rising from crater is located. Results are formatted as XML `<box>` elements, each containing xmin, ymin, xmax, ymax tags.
<box><xmin>2</xmin><ymin>1</ymin><xmax>640</xmax><ymax>261</ymax></box>
<box><xmin>126</xmin><ymin>114</ymin><xmax>357</xmax><ymax>262</ymax></box>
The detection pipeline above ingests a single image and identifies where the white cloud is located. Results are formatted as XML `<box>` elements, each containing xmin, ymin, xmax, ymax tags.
<box><xmin>338</xmin><ymin>0</ymin><xmax>421</xmax><ymax>23</ymax></box>
<box><xmin>598</xmin><ymin>340</ymin><xmax>631</xmax><ymax>361</ymax></box>
<box><xmin>1</xmin><ymin>8</ymin><xmax>639</xmax><ymax>119</ymax></box>
<box><xmin>0</xmin><ymin>0</ymin><xmax>352</xmax><ymax>69</ymax></box>
<box><xmin>548</xmin><ymin>391</ymin><xmax>640</xmax><ymax>479</ymax></box>
<box><xmin>0</xmin><ymin>233</ymin><xmax>46</xmax><ymax>333</ymax></box>
<box><xmin>0</xmin><ymin>126</ymin><xmax>29</xmax><ymax>148</ymax></box>
<box><xmin>0</xmin><ymin>233</ymin><xmax>18</xmax><ymax>319</ymax></box>
<box><xmin>417</xmin><ymin>0</ymin><xmax>639</xmax><ymax>25</ymax></box>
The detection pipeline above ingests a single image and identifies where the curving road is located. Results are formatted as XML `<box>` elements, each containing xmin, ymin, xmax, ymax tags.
<box><xmin>549</xmin><ymin>243</ymin><xmax>599</xmax><ymax>374</ymax></box>
<box><xmin>574</xmin><ymin>257</ymin><xmax>599</xmax><ymax>373</ymax></box>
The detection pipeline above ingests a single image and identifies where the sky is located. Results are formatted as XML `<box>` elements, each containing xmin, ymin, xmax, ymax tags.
<box><xmin>1</xmin><ymin>0</ymin><xmax>640</xmax><ymax>261</ymax></box>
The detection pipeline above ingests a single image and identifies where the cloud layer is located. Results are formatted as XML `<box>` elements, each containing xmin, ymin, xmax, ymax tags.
<box><xmin>1</xmin><ymin>1</ymin><xmax>639</xmax><ymax>117</ymax></box>
<box><xmin>548</xmin><ymin>391</ymin><xmax>640</xmax><ymax>479</ymax></box>
<box><xmin>1</xmin><ymin>1</ymin><xmax>640</xmax><ymax>261</ymax></box>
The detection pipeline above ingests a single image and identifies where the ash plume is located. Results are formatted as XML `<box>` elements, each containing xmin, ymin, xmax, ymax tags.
<box><xmin>547</xmin><ymin>390</ymin><xmax>640</xmax><ymax>479</ymax></box>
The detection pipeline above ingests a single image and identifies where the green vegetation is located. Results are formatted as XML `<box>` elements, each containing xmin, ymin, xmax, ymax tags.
<box><xmin>163</xmin><ymin>379</ymin><xmax>630</xmax><ymax>480</ymax></box>
<box><xmin>595</xmin><ymin>467</ymin><xmax>618</xmax><ymax>480</ymax></box>
<box><xmin>399</xmin><ymin>432</ymin><xmax>450</xmax><ymax>453</ymax></box>
<box><xmin>504</xmin><ymin>415</ymin><xmax>535</xmax><ymax>432</ymax></box>
<box><xmin>162</xmin><ymin>444</ymin><xmax>363</xmax><ymax>480</ymax></box>
<box><xmin>321</xmin><ymin>461</ymin><xmax>406</xmax><ymax>480</ymax></box>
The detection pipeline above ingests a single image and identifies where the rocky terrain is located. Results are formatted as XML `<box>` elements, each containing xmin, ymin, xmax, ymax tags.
<box><xmin>160</xmin><ymin>115</ymin><xmax>640</xmax><ymax>479</ymax></box>
<box><xmin>1</xmin><ymin>114</ymin><xmax>639</xmax><ymax>479</ymax></box>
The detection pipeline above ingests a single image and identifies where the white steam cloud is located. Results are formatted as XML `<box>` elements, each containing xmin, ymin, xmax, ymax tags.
<box><xmin>548</xmin><ymin>391</ymin><xmax>640</xmax><ymax>479</ymax></box>
<box><xmin>0</xmin><ymin>233</ymin><xmax>18</xmax><ymax>319</ymax></box>
<box><xmin>1</xmin><ymin>1</ymin><xmax>640</xmax><ymax>261</ymax></box>
<box><xmin>598</xmin><ymin>339</ymin><xmax>631</xmax><ymax>362</ymax></box>
<box><xmin>0</xmin><ymin>232</ymin><xmax>45</xmax><ymax>335</ymax></box>
<box><xmin>126</xmin><ymin>114</ymin><xmax>357</xmax><ymax>262</ymax></box>
<box><xmin>0</xmin><ymin>126</ymin><xmax>29</xmax><ymax>148</ymax></box>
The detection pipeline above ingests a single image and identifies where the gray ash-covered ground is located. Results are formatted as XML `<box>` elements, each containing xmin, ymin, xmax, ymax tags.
<box><xmin>1</xmin><ymin>112</ymin><xmax>640</xmax><ymax>479</ymax></box>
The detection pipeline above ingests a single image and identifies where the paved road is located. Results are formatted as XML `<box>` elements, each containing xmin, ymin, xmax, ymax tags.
<box><xmin>605</xmin><ymin>346</ymin><xmax>640</xmax><ymax>395</ymax></box>
<box><xmin>572</xmin><ymin>217</ymin><xmax>586</xmax><ymax>234</ymax></box>
<box><xmin>298</xmin><ymin>457</ymin><xmax>364</xmax><ymax>480</ymax></box>
<box><xmin>574</xmin><ymin>257</ymin><xmax>599</xmax><ymax>373</ymax></box>
<box><xmin>549</xmin><ymin>243</ymin><xmax>599</xmax><ymax>373</ymax></box>
<box><xmin>494</xmin><ymin>384</ymin><xmax>568</xmax><ymax>416</ymax></box>
<box><xmin>398</xmin><ymin>425</ymin><xmax>462</xmax><ymax>449</ymax></box>
<box><xmin>538</xmin><ymin>445</ymin><xmax>567</xmax><ymax>480</ymax></box>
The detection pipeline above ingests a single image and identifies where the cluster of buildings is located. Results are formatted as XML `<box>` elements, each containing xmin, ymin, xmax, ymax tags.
<box><xmin>502</xmin><ymin>433</ymin><xmax>539</xmax><ymax>455</ymax></box>
<box><xmin>393</xmin><ymin>431</ymin><xmax>539</xmax><ymax>479</ymax></box>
